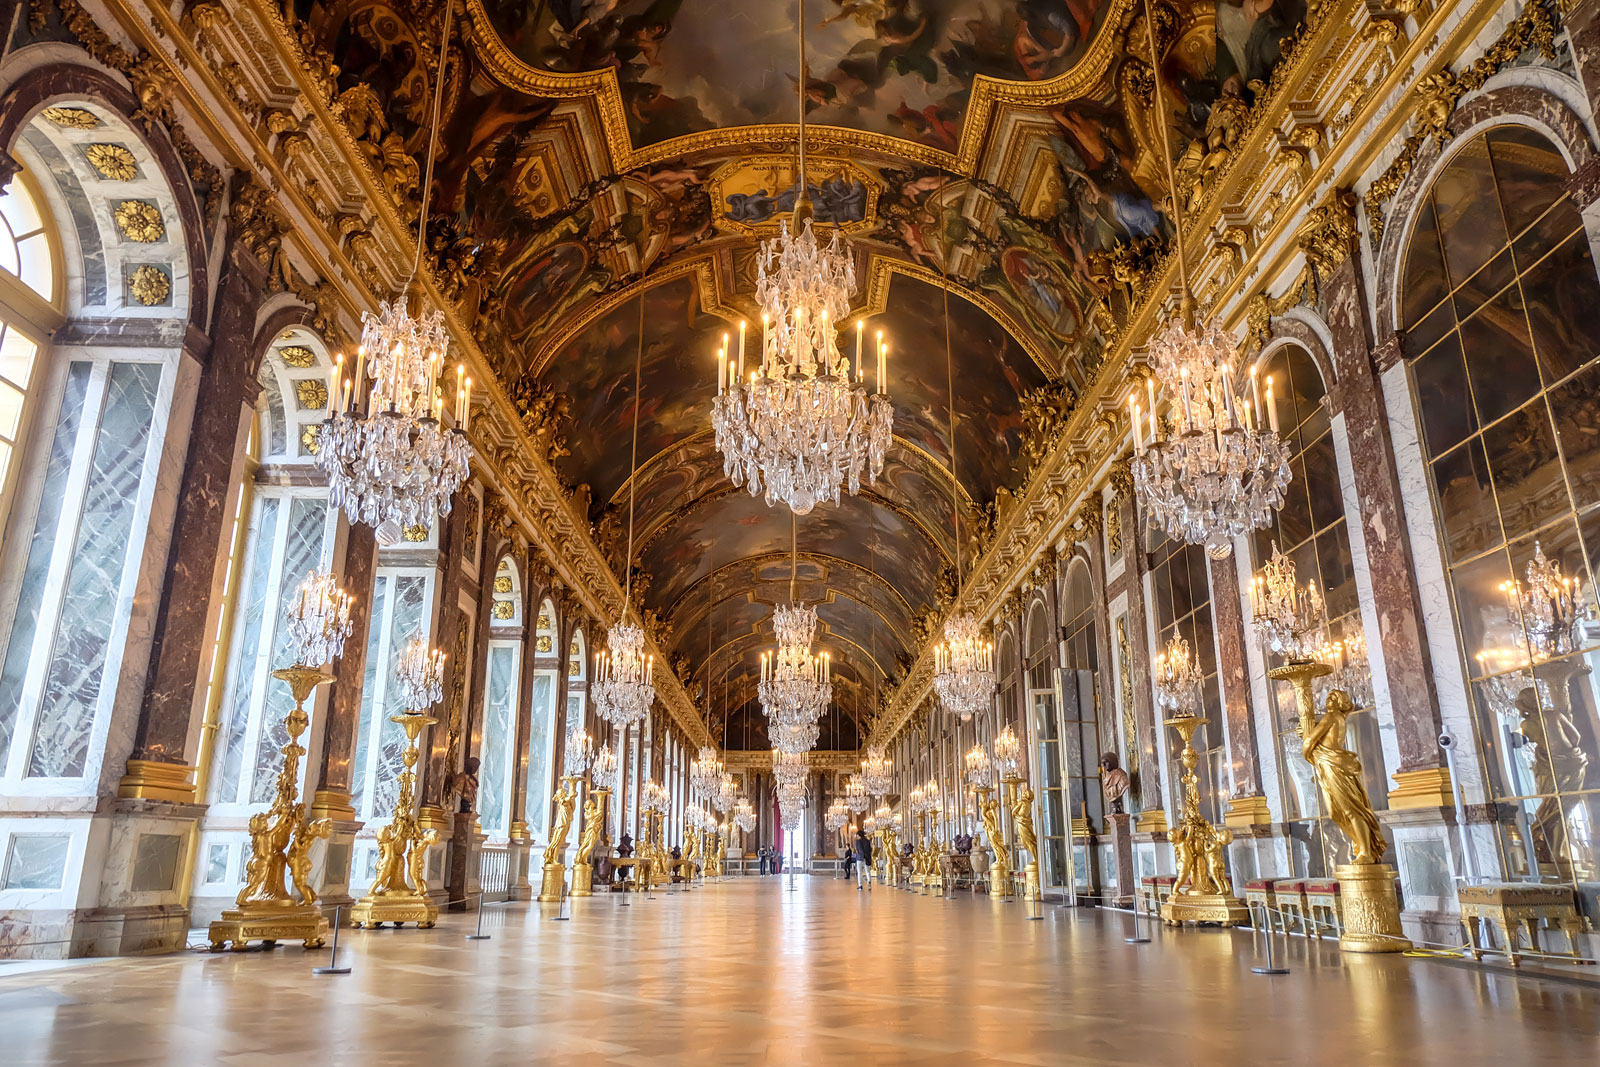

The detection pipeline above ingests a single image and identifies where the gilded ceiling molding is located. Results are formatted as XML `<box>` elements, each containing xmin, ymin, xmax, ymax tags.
<box><xmin>460</xmin><ymin>0</ymin><xmax>1135</xmax><ymax>175</ymax></box>
<box><xmin>722</xmin><ymin>750</ymin><xmax>861</xmax><ymax>772</ymax></box>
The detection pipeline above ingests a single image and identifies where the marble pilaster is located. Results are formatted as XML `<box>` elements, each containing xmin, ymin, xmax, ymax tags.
<box><xmin>122</xmin><ymin>242</ymin><xmax>265</xmax><ymax>798</ymax></box>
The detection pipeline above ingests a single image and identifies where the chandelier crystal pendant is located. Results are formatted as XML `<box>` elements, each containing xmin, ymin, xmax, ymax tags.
<box><xmin>690</xmin><ymin>745</ymin><xmax>723</xmax><ymax>797</ymax></box>
<box><xmin>283</xmin><ymin>570</ymin><xmax>355</xmax><ymax>668</ymax></box>
<box><xmin>593</xmin><ymin>622</ymin><xmax>654</xmax><ymax>727</ymax></box>
<box><xmin>734</xmin><ymin>797</ymin><xmax>757</xmax><ymax>835</ymax></box>
<box><xmin>591</xmin><ymin>743</ymin><xmax>619</xmax><ymax>791</ymax></box>
<box><xmin>315</xmin><ymin>0</ymin><xmax>472</xmax><ymax>546</ymax></box>
<box><xmin>394</xmin><ymin>635</ymin><xmax>447</xmax><ymax>713</ymax></box>
<box><xmin>709</xmin><ymin>2</ymin><xmax>892</xmax><ymax>517</ymax></box>
<box><xmin>963</xmin><ymin>743</ymin><xmax>992</xmax><ymax>787</ymax></box>
<box><xmin>714</xmin><ymin>771</ymin><xmax>738</xmax><ymax>813</ymax></box>
<box><xmin>759</xmin><ymin>601</ymin><xmax>832</xmax><ymax>735</ymax></box>
<box><xmin>933</xmin><ymin>613</ymin><xmax>996</xmax><ymax>721</ymax></box>
<box><xmin>843</xmin><ymin>775</ymin><xmax>868</xmax><ymax>813</ymax></box>
<box><xmin>825</xmin><ymin>798</ymin><xmax>849</xmax><ymax>833</ymax></box>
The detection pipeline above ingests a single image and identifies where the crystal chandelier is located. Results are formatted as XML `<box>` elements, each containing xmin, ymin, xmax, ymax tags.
<box><xmin>843</xmin><ymin>775</ymin><xmax>868</xmax><ymax>813</ymax></box>
<box><xmin>993</xmin><ymin>727</ymin><xmax>1021</xmax><ymax>778</ymax></box>
<box><xmin>1153</xmin><ymin>634</ymin><xmax>1202</xmax><ymax>718</ymax></box>
<box><xmin>690</xmin><ymin>745</ymin><xmax>723</xmax><ymax>796</ymax></box>
<box><xmin>759</xmin><ymin>603</ymin><xmax>832</xmax><ymax>731</ymax></box>
<box><xmin>714</xmin><ymin>771</ymin><xmax>738</xmax><ymax>813</ymax></box>
<box><xmin>394</xmin><ymin>635</ymin><xmax>446</xmax><ymax>713</ymax></box>
<box><xmin>1129</xmin><ymin>318</ymin><xmax>1291</xmax><ymax>560</ymax></box>
<box><xmin>591</xmin><ymin>744</ymin><xmax>619</xmax><ymax>790</ymax></box>
<box><xmin>771</xmin><ymin>719</ymin><xmax>821</xmax><ymax>755</ymax></box>
<box><xmin>563</xmin><ymin>728</ymin><xmax>594</xmax><ymax>776</ymax></box>
<box><xmin>1313</xmin><ymin>629</ymin><xmax>1373</xmax><ymax>709</ymax></box>
<box><xmin>734</xmin><ymin>797</ymin><xmax>757</xmax><ymax>835</ymax></box>
<box><xmin>930</xmin><ymin>285</ymin><xmax>997</xmax><ymax>718</ymax></box>
<box><xmin>316</xmin><ymin>2</ymin><xmax>472</xmax><ymax>546</ymax></box>
<box><xmin>641</xmin><ymin>779</ymin><xmax>668</xmax><ymax>815</ymax></box>
<box><xmin>593</xmin><ymin>622</ymin><xmax>655</xmax><ymax>727</ymax></box>
<box><xmin>964</xmin><ymin>743</ymin><xmax>992</xmax><ymax>787</ymax></box>
<box><xmin>283</xmin><ymin>569</ymin><xmax>354</xmax><ymax>668</ymax></box>
<box><xmin>860</xmin><ymin>746</ymin><xmax>892</xmax><ymax>798</ymax></box>
<box><xmin>825</xmin><ymin>798</ymin><xmax>849</xmax><ymax>833</ymax></box>
<box><xmin>773</xmin><ymin>748</ymin><xmax>809</xmax><ymax>789</ymax></box>
<box><xmin>709</xmin><ymin>6</ymin><xmax>892</xmax><ymax>517</ymax></box>
<box><xmin>1248</xmin><ymin>542</ymin><xmax>1327</xmax><ymax>662</ymax></box>
<box><xmin>933</xmin><ymin>613</ymin><xmax>995</xmax><ymax>720</ymax></box>
<box><xmin>1502</xmin><ymin>540</ymin><xmax>1590</xmax><ymax>662</ymax></box>
<box><xmin>1123</xmin><ymin>0</ymin><xmax>1289</xmax><ymax>561</ymax></box>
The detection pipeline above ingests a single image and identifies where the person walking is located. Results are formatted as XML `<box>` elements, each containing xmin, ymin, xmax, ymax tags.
<box><xmin>853</xmin><ymin>828</ymin><xmax>873</xmax><ymax>891</ymax></box>
<box><xmin>843</xmin><ymin>844</ymin><xmax>855</xmax><ymax>880</ymax></box>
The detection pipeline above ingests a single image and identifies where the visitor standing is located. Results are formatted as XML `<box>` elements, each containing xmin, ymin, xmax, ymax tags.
<box><xmin>853</xmin><ymin>828</ymin><xmax>873</xmax><ymax>891</ymax></box>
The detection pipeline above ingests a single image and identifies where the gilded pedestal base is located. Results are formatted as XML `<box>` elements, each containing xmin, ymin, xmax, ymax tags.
<box><xmin>1023</xmin><ymin>860</ymin><xmax>1041</xmax><ymax>903</ymax></box>
<box><xmin>1335</xmin><ymin>863</ymin><xmax>1411</xmax><ymax>953</ymax></box>
<box><xmin>571</xmin><ymin>862</ymin><xmax>594</xmax><ymax>897</ymax></box>
<box><xmin>1161</xmin><ymin>891</ymin><xmax>1251</xmax><ymax>927</ymax></box>
<box><xmin>208</xmin><ymin>902</ymin><xmax>327</xmax><ymax>951</ymax></box>
<box><xmin>537</xmin><ymin>862</ymin><xmax>567</xmax><ymax>902</ymax></box>
<box><xmin>349</xmin><ymin>892</ymin><xmax>438</xmax><ymax>928</ymax></box>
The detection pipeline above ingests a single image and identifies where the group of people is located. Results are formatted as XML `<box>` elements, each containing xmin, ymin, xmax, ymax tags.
<box><xmin>756</xmin><ymin>845</ymin><xmax>787</xmax><ymax>875</ymax></box>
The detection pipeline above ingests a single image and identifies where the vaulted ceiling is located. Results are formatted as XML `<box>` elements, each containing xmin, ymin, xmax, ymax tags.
<box><xmin>300</xmin><ymin>0</ymin><xmax>1299</xmax><ymax>744</ymax></box>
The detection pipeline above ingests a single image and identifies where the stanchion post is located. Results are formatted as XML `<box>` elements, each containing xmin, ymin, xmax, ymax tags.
<box><xmin>466</xmin><ymin>893</ymin><xmax>491</xmax><ymax>940</ymax></box>
<box><xmin>313</xmin><ymin>906</ymin><xmax>352</xmax><ymax>975</ymax></box>
<box><xmin>552</xmin><ymin>882</ymin><xmax>570</xmax><ymax>921</ymax></box>
<box><xmin>1252</xmin><ymin>907</ymin><xmax>1289</xmax><ymax>975</ymax></box>
<box><xmin>1126</xmin><ymin>891</ymin><xmax>1151</xmax><ymax>943</ymax></box>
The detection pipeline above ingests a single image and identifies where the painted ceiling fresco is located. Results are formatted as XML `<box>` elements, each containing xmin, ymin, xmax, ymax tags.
<box><xmin>297</xmin><ymin>0</ymin><xmax>1312</xmax><ymax>744</ymax></box>
<box><xmin>483</xmin><ymin>0</ymin><xmax>1118</xmax><ymax>150</ymax></box>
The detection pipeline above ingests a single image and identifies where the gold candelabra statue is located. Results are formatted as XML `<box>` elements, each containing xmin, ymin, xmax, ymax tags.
<box><xmin>352</xmin><ymin>636</ymin><xmax>447</xmax><ymax>929</ymax></box>
<box><xmin>1274</xmin><ymin>659</ymin><xmax>1410</xmax><ymax>951</ymax></box>
<box><xmin>209</xmin><ymin>571</ymin><xmax>353</xmax><ymax>952</ymax></box>
<box><xmin>977</xmin><ymin>784</ymin><xmax>1011</xmax><ymax>902</ymax></box>
<box><xmin>572</xmin><ymin>785</ymin><xmax>609</xmax><ymax>897</ymax></box>
<box><xmin>1005</xmin><ymin>775</ymin><xmax>1042</xmax><ymax>903</ymax></box>
<box><xmin>538</xmin><ymin>774</ymin><xmax>581</xmax><ymax>902</ymax></box>
<box><xmin>1159</xmin><ymin>712</ymin><xmax>1248</xmax><ymax>926</ymax></box>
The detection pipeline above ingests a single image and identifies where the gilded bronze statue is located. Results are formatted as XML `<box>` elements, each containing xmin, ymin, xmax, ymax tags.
<box><xmin>1301</xmin><ymin>688</ymin><xmax>1384</xmax><ymax>865</ymax></box>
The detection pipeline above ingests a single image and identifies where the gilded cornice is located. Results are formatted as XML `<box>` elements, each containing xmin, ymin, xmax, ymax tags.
<box><xmin>722</xmin><ymin>750</ymin><xmax>861</xmax><ymax>772</ymax></box>
<box><xmin>460</xmin><ymin>0</ymin><xmax>1137</xmax><ymax>175</ymax></box>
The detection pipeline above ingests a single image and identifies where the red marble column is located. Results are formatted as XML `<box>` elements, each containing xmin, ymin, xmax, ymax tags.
<box><xmin>1321</xmin><ymin>252</ymin><xmax>1447</xmax><ymax>790</ymax></box>
<box><xmin>122</xmin><ymin>240</ymin><xmax>265</xmax><ymax>801</ymax></box>
<box><xmin>1110</xmin><ymin>477</ymin><xmax>1164</xmax><ymax>827</ymax></box>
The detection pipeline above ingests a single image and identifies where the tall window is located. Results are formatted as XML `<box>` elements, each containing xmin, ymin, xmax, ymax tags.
<box><xmin>1026</xmin><ymin>603</ymin><xmax>1069</xmax><ymax>887</ymax></box>
<box><xmin>1251</xmin><ymin>344</ymin><xmax>1384</xmax><ymax>875</ymax></box>
<box><xmin>523</xmin><ymin>599</ymin><xmax>559</xmax><ymax>839</ymax></box>
<box><xmin>1403</xmin><ymin>125</ymin><xmax>1600</xmax><ymax>896</ymax></box>
<box><xmin>1059</xmin><ymin>559</ymin><xmax>1102</xmax><ymax>887</ymax></box>
<box><xmin>1146</xmin><ymin>528</ymin><xmax>1225</xmax><ymax>827</ymax></box>
<box><xmin>479</xmin><ymin>556</ymin><xmax>523</xmax><ymax>839</ymax></box>
<box><xmin>351</xmin><ymin>569</ymin><xmax>435</xmax><ymax>821</ymax></box>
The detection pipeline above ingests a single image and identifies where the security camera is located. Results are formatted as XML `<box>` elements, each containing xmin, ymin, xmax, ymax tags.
<box><xmin>1438</xmin><ymin>730</ymin><xmax>1456</xmax><ymax>750</ymax></box>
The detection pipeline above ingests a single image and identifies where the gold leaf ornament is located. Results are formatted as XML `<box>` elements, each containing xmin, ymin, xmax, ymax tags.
<box><xmin>295</xmin><ymin>378</ymin><xmax>329</xmax><ymax>410</ymax></box>
<box><xmin>42</xmin><ymin>106</ymin><xmax>99</xmax><ymax>129</ymax></box>
<box><xmin>128</xmin><ymin>265</ymin><xmax>171</xmax><ymax>306</ymax></box>
<box><xmin>114</xmin><ymin>200</ymin><xmax>165</xmax><ymax>242</ymax></box>
<box><xmin>86</xmin><ymin>143</ymin><xmax>138</xmax><ymax>180</ymax></box>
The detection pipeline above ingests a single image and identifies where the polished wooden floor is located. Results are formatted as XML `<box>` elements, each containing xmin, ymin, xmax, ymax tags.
<box><xmin>4</xmin><ymin>876</ymin><xmax>1598</xmax><ymax>1065</ymax></box>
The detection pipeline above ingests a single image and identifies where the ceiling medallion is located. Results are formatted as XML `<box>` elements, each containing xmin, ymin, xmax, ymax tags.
<box><xmin>128</xmin><ymin>264</ymin><xmax>170</xmax><ymax>306</ymax></box>
<box><xmin>85</xmin><ymin>143</ymin><xmax>137</xmax><ymax>180</ymax></box>
<box><xmin>709</xmin><ymin>7</ymin><xmax>892</xmax><ymax>517</ymax></box>
<box><xmin>42</xmin><ymin>106</ymin><xmax>98</xmax><ymax>130</ymax></box>
<box><xmin>1125</xmin><ymin>0</ymin><xmax>1289</xmax><ymax>560</ymax></box>
<box><xmin>313</xmin><ymin>0</ymin><xmax>473</xmax><ymax>546</ymax></box>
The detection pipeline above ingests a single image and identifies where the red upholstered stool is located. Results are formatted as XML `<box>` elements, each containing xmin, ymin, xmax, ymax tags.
<box><xmin>1272</xmin><ymin>878</ymin><xmax>1311</xmax><ymax>935</ymax></box>
<box><xmin>1305</xmin><ymin>879</ymin><xmax>1343</xmax><ymax>938</ymax></box>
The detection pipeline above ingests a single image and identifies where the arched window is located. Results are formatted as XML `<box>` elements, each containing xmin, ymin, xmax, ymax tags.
<box><xmin>0</xmin><ymin>107</ymin><xmax>190</xmax><ymax>788</ymax></box>
<box><xmin>1403</xmin><ymin>124</ymin><xmax>1600</xmax><ymax>891</ymax></box>
<box><xmin>1023</xmin><ymin>599</ymin><xmax>1069</xmax><ymax>887</ymax></box>
<box><xmin>478</xmin><ymin>557</ymin><xmax>523</xmax><ymax>839</ymax></box>
<box><xmin>1252</xmin><ymin>343</ymin><xmax>1384</xmax><ymax>875</ymax></box>
<box><xmin>1145</xmin><ymin>527</ymin><xmax>1225</xmax><ymax>827</ymax></box>
<box><xmin>1059</xmin><ymin>558</ymin><xmax>1102</xmax><ymax>891</ymax></box>
<box><xmin>522</xmin><ymin>598</ymin><xmax>560</xmax><ymax>840</ymax></box>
